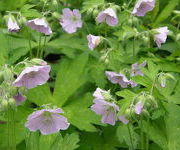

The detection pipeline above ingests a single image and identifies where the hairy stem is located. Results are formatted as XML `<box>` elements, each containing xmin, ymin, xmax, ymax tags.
<box><xmin>37</xmin><ymin>34</ymin><xmax>42</xmax><ymax>58</ymax></box>
<box><xmin>7</xmin><ymin>105</ymin><xmax>16</xmax><ymax>150</ymax></box>
<box><xmin>127</xmin><ymin>124</ymin><xmax>134</xmax><ymax>150</ymax></box>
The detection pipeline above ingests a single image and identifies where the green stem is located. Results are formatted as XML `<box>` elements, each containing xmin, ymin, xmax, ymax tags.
<box><xmin>140</xmin><ymin>116</ymin><xmax>144</xmax><ymax>150</ymax></box>
<box><xmin>28</xmin><ymin>32</ymin><xmax>33</xmax><ymax>58</ymax></box>
<box><xmin>127</xmin><ymin>124</ymin><xmax>134</xmax><ymax>150</ymax></box>
<box><xmin>133</xmin><ymin>37</ymin><xmax>135</xmax><ymax>57</ymax></box>
<box><xmin>7</xmin><ymin>105</ymin><xmax>16</xmax><ymax>150</ymax></box>
<box><xmin>37</xmin><ymin>34</ymin><xmax>42</xmax><ymax>58</ymax></box>
<box><xmin>40</xmin><ymin>36</ymin><xmax>47</xmax><ymax>58</ymax></box>
<box><xmin>146</xmin><ymin>118</ymin><xmax>150</xmax><ymax>150</ymax></box>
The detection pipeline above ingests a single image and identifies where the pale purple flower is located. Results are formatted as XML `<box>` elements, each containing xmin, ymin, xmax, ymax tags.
<box><xmin>154</xmin><ymin>27</ymin><xmax>169</xmax><ymax>48</ymax></box>
<box><xmin>87</xmin><ymin>34</ymin><xmax>101</xmax><ymax>50</ymax></box>
<box><xmin>14</xmin><ymin>93</ymin><xmax>26</xmax><ymax>105</ymax></box>
<box><xmin>160</xmin><ymin>79</ymin><xmax>166</xmax><ymax>88</ymax></box>
<box><xmin>91</xmin><ymin>99</ymin><xmax>119</xmax><ymax>125</ymax></box>
<box><xmin>13</xmin><ymin>65</ymin><xmax>51</xmax><ymax>89</ymax></box>
<box><xmin>132</xmin><ymin>0</ymin><xmax>155</xmax><ymax>16</ymax></box>
<box><xmin>7</xmin><ymin>17</ymin><xmax>20</xmax><ymax>32</ymax></box>
<box><xmin>60</xmin><ymin>8</ymin><xmax>82</xmax><ymax>33</ymax></box>
<box><xmin>129</xmin><ymin>80</ymin><xmax>138</xmax><ymax>88</ymax></box>
<box><xmin>131</xmin><ymin>62</ymin><xmax>146</xmax><ymax>76</ymax></box>
<box><xmin>135</xmin><ymin>101</ymin><xmax>144</xmax><ymax>114</ymax></box>
<box><xmin>27</xmin><ymin>18</ymin><xmax>52</xmax><ymax>35</ymax></box>
<box><xmin>105</xmin><ymin>71</ymin><xmax>136</xmax><ymax>88</ymax></box>
<box><xmin>119</xmin><ymin>115</ymin><xmax>129</xmax><ymax>124</ymax></box>
<box><xmin>96</xmin><ymin>8</ymin><xmax>118</xmax><ymax>26</ymax></box>
<box><xmin>25</xmin><ymin>108</ymin><xmax>70</xmax><ymax>135</ymax></box>
<box><xmin>93</xmin><ymin>88</ymin><xmax>108</xmax><ymax>100</ymax></box>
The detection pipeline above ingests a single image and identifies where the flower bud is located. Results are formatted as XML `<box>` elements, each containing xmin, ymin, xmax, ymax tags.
<box><xmin>87</xmin><ymin>8</ymin><xmax>94</xmax><ymax>15</ymax></box>
<box><xmin>102</xmin><ymin>91</ymin><xmax>112</xmax><ymax>101</ymax></box>
<box><xmin>1</xmin><ymin>100</ymin><xmax>8</xmax><ymax>111</ymax></box>
<box><xmin>176</xmin><ymin>33</ymin><xmax>180</xmax><ymax>41</ymax></box>
<box><xmin>52</xmin><ymin>0</ymin><xmax>58</xmax><ymax>5</ymax></box>
<box><xmin>30</xmin><ymin>58</ymin><xmax>47</xmax><ymax>65</ymax></box>
<box><xmin>3</xmin><ymin>67</ymin><xmax>14</xmax><ymax>81</ymax></box>
<box><xmin>143</xmin><ymin>37</ymin><xmax>150</xmax><ymax>45</ymax></box>
<box><xmin>19</xmin><ymin>16</ymin><xmax>27</xmax><ymax>25</ymax></box>
<box><xmin>52</xmin><ymin>12</ymin><xmax>61</xmax><ymax>19</ymax></box>
<box><xmin>142</xmin><ymin>109</ymin><xmax>150</xmax><ymax>118</ymax></box>
<box><xmin>92</xmin><ymin>9</ymin><xmax>99</xmax><ymax>18</ymax></box>
<box><xmin>8</xmin><ymin>98</ymin><xmax>16</xmax><ymax>109</ymax></box>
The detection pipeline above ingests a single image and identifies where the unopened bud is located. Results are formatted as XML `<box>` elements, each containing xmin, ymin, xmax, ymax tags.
<box><xmin>8</xmin><ymin>98</ymin><xmax>16</xmax><ymax>109</ymax></box>
<box><xmin>142</xmin><ymin>109</ymin><xmax>150</xmax><ymax>118</ymax></box>
<box><xmin>31</xmin><ymin>58</ymin><xmax>47</xmax><ymax>65</ymax></box>
<box><xmin>143</xmin><ymin>37</ymin><xmax>150</xmax><ymax>45</ymax></box>
<box><xmin>52</xmin><ymin>0</ymin><xmax>58</xmax><ymax>5</ymax></box>
<box><xmin>87</xmin><ymin>8</ymin><xmax>94</xmax><ymax>15</ymax></box>
<box><xmin>3</xmin><ymin>67</ymin><xmax>13</xmax><ymax>81</ymax></box>
<box><xmin>19</xmin><ymin>16</ymin><xmax>27</xmax><ymax>25</ymax></box>
<box><xmin>93</xmin><ymin>9</ymin><xmax>99</xmax><ymax>18</ymax></box>
<box><xmin>1</xmin><ymin>100</ymin><xmax>8</xmax><ymax>111</ymax></box>
<box><xmin>52</xmin><ymin>12</ymin><xmax>61</xmax><ymax>19</ymax></box>
<box><xmin>176</xmin><ymin>33</ymin><xmax>180</xmax><ymax>41</ymax></box>
<box><xmin>103</xmin><ymin>91</ymin><xmax>112</xmax><ymax>100</ymax></box>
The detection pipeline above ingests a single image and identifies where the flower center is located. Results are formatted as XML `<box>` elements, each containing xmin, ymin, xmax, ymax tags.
<box><xmin>43</xmin><ymin>111</ymin><xmax>52</xmax><ymax>122</ymax></box>
<box><xmin>28</xmin><ymin>71</ymin><xmax>37</xmax><ymax>78</ymax></box>
<box><xmin>71</xmin><ymin>16</ymin><xmax>77</xmax><ymax>22</ymax></box>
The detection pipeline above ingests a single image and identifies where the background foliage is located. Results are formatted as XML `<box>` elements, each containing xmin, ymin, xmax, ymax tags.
<box><xmin>0</xmin><ymin>0</ymin><xmax>180</xmax><ymax>150</ymax></box>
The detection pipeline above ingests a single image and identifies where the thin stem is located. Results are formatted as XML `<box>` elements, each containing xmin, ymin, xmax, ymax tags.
<box><xmin>28</xmin><ymin>32</ymin><xmax>33</xmax><ymax>58</ymax></box>
<box><xmin>145</xmin><ymin>118</ymin><xmax>150</xmax><ymax>150</ymax></box>
<box><xmin>40</xmin><ymin>36</ymin><xmax>47</xmax><ymax>58</ymax></box>
<box><xmin>37</xmin><ymin>34</ymin><xmax>42</xmax><ymax>58</ymax></box>
<box><xmin>127</xmin><ymin>124</ymin><xmax>134</xmax><ymax>150</ymax></box>
<box><xmin>127</xmin><ymin>0</ymin><xmax>134</xmax><ymax>8</ymax></box>
<box><xmin>140</xmin><ymin>116</ymin><xmax>144</xmax><ymax>150</ymax></box>
<box><xmin>7</xmin><ymin>105</ymin><xmax>16</xmax><ymax>150</ymax></box>
<box><xmin>133</xmin><ymin>37</ymin><xmax>135</xmax><ymax>56</ymax></box>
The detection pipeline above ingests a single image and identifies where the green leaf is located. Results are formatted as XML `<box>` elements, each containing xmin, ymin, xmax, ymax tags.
<box><xmin>164</xmin><ymin>103</ymin><xmax>180</xmax><ymax>150</ymax></box>
<box><xmin>63</xmin><ymin>93</ymin><xmax>101</xmax><ymax>132</ymax></box>
<box><xmin>26</xmin><ymin>131</ymin><xmax>40</xmax><ymax>150</ymax></box>
<box><xmin>82</xmin><ymin>0</ymin><xmax>104</xmax><ymax>12</ymax></box>
<box><xmin>142</xmin><ymin>120</ymin><xmax>167</xmax><ymax>149</ymax></box>
<box><xmin>27</xmin><ymin>84</ymin><xmax>52</xmax><ymax>106</ymax></box>
<box><xmin>50</xmin><ymin>133</ymin><xmax>80</xmax><ymax>150</ymax></box>
<box><xmin>153</xmin><ymin>0</ymin><xmax>179</xmax><ymax>26</ymax></box>
<box><xmin>117</xmin><ymin>124</ymin><xmax>139</xmax><ymax>149</ymax></box>
<box><xmin>39</xmin><ymin>133</ymin><xmax>59</xmax><ymax>150</ymax></box>
<box><xmin>53</xmin><ymin>52</ymin><xmax>89</xmax><ymax>107</ymax></box>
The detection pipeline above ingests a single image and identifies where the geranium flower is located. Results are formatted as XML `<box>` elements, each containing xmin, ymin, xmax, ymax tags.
<box><xmin>154</xmin><ymin>27</ymin><xmax>169</xmax><ymax>48</ymax></box>
<box><xmin>7</xmin><ymin>17</ymin><xmax>20</xmax><ymax>32</ymax></box>
<box><xmin>93</xmin><ymin>88</ymin><xmax>108</xmax><ymax>100</ymax></box>
<box><xmin>25</xmin><ymin>108</ymin><xmax>70</xmax><ymax>135</ymax></box>
<box><xmin>106</xmin><ymin>71</ymin><xmax>136</xmax><ymax>88</ymax></box>
<box><xmin>27</xmin><ymin>18</ymin><xmax>52</xmax><ymax>35</ymax></box>
<box><xmin>135</xmin><ymin>101</ymin><xmax>144</xmax><ymax>114</ymax></box>
<box><xmin>119</xmin><ymin>115</ymin><xmax>129</xmax><ymax>124</ymax></box>
<box><xmin>14</xmin><ymin>93</ymin><xmax>26</xmax><ymax>105</ymax></box>
<box><xmin>13</xmin><ymin>65</ymin><xmax>51</xmax><ymax>89</ymax></box>
<box><xmin>91</xmin><ymin>99</ymin><xmax>119</xmax><ymax>125</ymax></box>
<box><xmin>132</xmin><ymin>0</ymin><xmax>155</xmax><ymax>16</ymax></box>
<box><xmin>96</xmin><ymin>8</ymin><xmax>118</xmax><ymax>26</ymax></box>
<box><xmin>60</xmin><ymin>8</ymin><xmax>82</xmax><ymax>33</ymax></box>
<box><xmin>87</xmin><ymin>34</ymin><xmax>101</xmax><ymax>50</ymax></box>
<box><xmin>131</xmin><ymin>62</ymin><xmax>146</xmax><ymax>76</ymax></box>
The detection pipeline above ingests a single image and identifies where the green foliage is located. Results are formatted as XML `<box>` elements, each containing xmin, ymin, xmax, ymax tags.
<box><xmin>153</xmin><ymin>0</ymin><xmax>179</xmax><ymax>26</ymax></box>
<box><xmin>0</xmin><ymin>0</ymin><xmax>179</xmax><ymax>149</ymax></box>
<box><xmin>53</xmin><ymin>52</ymin><xmax>89</xmax><ymax>107</ymax></box>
